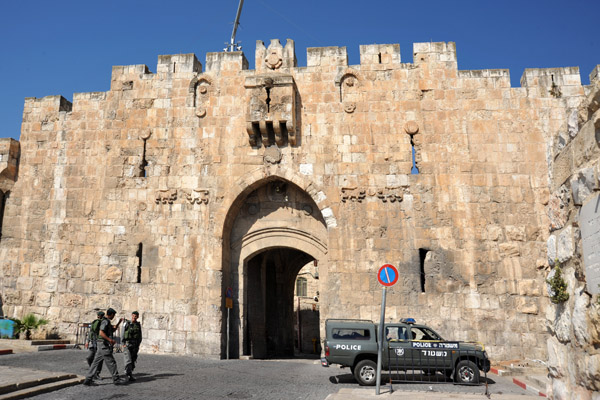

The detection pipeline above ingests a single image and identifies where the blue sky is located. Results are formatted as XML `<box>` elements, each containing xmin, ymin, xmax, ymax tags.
<box><xmin>1</xmin><ymin>0</ymin><xmax>598</xmax><ymax>141</ymax></box>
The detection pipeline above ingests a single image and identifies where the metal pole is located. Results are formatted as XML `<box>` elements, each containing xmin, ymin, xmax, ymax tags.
<box><xmin>227</xmin><ymin>308</ymin><xmax>230</xmax><ymax>360</ymax></box>
<box><xmin>376</xmin><ymin>286</ymin><xmax>387</xmax><ymax>395</ymax></box>
<box><xmin>228</xmin><ymin>0</ymin><xmax>244</xmax><ymax>52</ymax></box>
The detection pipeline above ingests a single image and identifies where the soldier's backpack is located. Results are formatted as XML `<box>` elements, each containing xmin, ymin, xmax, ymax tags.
<box><xmin>90</xmin><ymin>318</ymin><xmax>102</xmax><ymax>340</ymax></box>
<box><xmin>122</xmin><ymin>320</ymin><xmax>131</xmax><ymax>341</ymax></box>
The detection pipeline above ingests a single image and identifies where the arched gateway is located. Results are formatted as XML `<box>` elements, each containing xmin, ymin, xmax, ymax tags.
<box><xmin>221</xmin><ymin>176</ymin><xmax>328</xmax><ymax>359</ymax></box>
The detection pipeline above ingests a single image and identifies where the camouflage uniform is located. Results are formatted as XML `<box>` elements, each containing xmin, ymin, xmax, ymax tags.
<box><xmin>123</xmin><ymin>311</ymin><xmax>142</xmax><ymax>381</ymax></box>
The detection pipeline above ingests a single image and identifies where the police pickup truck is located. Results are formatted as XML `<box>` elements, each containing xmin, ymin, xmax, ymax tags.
<box><xmin>321</xmin><ymin>318</ymin><xmax>490</xmax><ymax>386</ymax></box>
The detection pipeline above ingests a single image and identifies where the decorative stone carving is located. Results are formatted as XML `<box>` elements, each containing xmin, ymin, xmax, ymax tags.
<box><xmin>341</xmin><ymin>187</ymin><xmax>366</xmax><ymax>202</ymax></box>
<box><xmin>245</xmin><ymin>74</ymin><xmax>297</xmax><ymax>147</ymax></box>
<box><xmin>265</xmin><ymin>48</ymin><xmax>283</xmax><ymax>70</ymax></box>
<box><xmin>404</xmin><ymin>121</ymin><xmax>419</xmax><ymax>135</ymax></box>
<box><xmin>139</xmin><ymin>130</ymin><xmax>152</xmax><ymax>140</ymax></box>
<box><xmin>335</xmin><ymin>69</ymin><xmax>362</xmax><ymax>114</ymax></box>
<box><xmin>155</xmin><ymin>189</ymin><xmax>177</xmax><ymax>204</ymax></box>
<box><xmin>255</xmin><ymin>39</ymin><xmax>296</xmax><ymax>73</ymax></box>
<box><xmin>341</xmin><ymin>187</ymin><xmax>404</xmax><ymax>203</ymax></box>
<box><xmin>344</xmin><ymin>103</ymin><xmax>356</xmax><ymax>113</ymax></box>
<box><xmin>376</xmin><ymin>188</ymin><xmax>403</xmax><ymax>203</ymax></box>
<box><xmin>185</xmin><ymin>189</ymin><xmax>209</xmax><ymax>205</ymax></box>
<box><xmin>189</xmin><ymin>74</ymin><xmax>213</xmax><ymax>119</ymax></box>
<box><xmin>264</xmin><ymin>145</ymin><xmax>282</xmax><ymax>164</ymax></box>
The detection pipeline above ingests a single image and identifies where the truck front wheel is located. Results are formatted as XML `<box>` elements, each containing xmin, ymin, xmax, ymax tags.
<box><xmin>354</xmin><ymin>360</ymin><xmax>377</xmax><ymax>386</ymax></box>
<box><xmin>455</xmin><ymin>360</ymin><xmax>479</xmax><ymax>384</ymax></box>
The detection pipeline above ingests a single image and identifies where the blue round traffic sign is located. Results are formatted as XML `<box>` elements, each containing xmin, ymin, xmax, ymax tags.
<box><xmin>377</xmin><ymin>264</ymin><xmax>399</xmax><ymax>287</ymax></box>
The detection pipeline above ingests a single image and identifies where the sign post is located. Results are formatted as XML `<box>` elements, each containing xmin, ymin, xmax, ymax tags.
<box><xmin>225</xmin><ymin>287</ymin><xmax>233</xmax><ymax>360</ymax></box>
<box><xmin>375</xmin><ymin>264</ymin><xmax>399</xmax><ymax>395</ymax></box>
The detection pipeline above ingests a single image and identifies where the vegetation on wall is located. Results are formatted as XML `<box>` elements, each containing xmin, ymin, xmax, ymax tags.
<box><xmin>546</xmin><ymin>262</ymin><xmax>569</xmax><ymax>304</ymax></box>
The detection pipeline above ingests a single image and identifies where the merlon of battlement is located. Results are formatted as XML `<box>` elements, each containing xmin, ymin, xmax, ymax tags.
<box><xmin>157</xmin><ymin>54</ymin><xmax>202</xmax><ymax>74</ymax></box>
<box><xmin>306</xmin><ymin>46</ymin><xmax>348</xmax><ymax>68</ymax></box>
<box><xmin>23</xmin><ymin>95</ymin><xmax>72</xmax><ymax>113</ymax></box>
<box><xmin>359</xmin><ymin>44</ymin><xmax>401</xmax><ymax>65</ymax></box>
<box><xmin>413</xmin><ymin>42</ymin><xmax>457</xmax><ymax>64</ymax></box>
<box><xmin>205</xmin><ymin>51</ymin><xmax>249</xmax><ymax>73</ymax></box>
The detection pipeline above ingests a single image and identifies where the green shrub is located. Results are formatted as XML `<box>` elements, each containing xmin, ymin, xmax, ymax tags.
<box><xmin>10</xmin><ymin>314</ymin><xmax>49</xmax><ymax>340</ymax></box>
<box><xmin>546</xmin><ymin>262</ymin><xmax>569</xmax><ymax>304</ymax></box>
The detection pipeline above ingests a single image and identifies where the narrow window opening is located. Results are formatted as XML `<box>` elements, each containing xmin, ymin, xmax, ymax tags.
<box><xmin>265</xmin><ymin>87</ymin><xmax>271</xmax><ymax>113</ymax></box>
<box><xmin>419</xmin><ymin>249</ymin><xmax>428</xmax><ymax>292</ymax></box>
<box><xmin>0</xmin><ymin>191</ymin><xmax>6</xmax><ymax>242</ymax></box>
<box><xmin>296</xmin><ymin>277</ymin><xmax>307</xmax><ymax>297</ymax></box>
<box><xmin>173</xmin><ymin>62</ymin><xmax>176</xmax><ymax>73</ymax></box>
<box><xmin>136</xmin><ymin>243</ymin><xmax>143</xmax><ymax>283</ymax></box>
<box><xmin>139</xmin><ymin>138</ymin><xmax>148</xmax><ymax>177</ymax></box>
<box><xmin>378</xmin><ymin>52</ymin><xmax>382</xmax><ymax>64</ymax></box>
<box><xmin>410</xmin><ymin>136</ymin><xmax>419</xmax><ymax>174</ymax></box>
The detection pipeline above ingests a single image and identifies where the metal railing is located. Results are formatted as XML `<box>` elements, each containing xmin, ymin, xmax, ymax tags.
<box><xmin>384</xmin><ymin>340</ymin><xmax>489</xmax><ymax>395</ymax></box>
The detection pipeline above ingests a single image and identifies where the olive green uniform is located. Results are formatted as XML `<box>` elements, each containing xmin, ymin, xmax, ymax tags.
<box><xmin>123</xmin><ymin>320</ymin><xmax>142</xmax><ymax>377</ymax></box>
<box><xmin>86</xmin><ymin>318</ymin><xmax>104</xmax><ymax>375</ymax></box>
<box><xmin>85</xmin><ymin>318</ymin><xmax>120</xmax><ymax>382</ymax></box>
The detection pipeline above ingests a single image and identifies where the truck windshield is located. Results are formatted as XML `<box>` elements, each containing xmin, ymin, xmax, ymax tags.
<box><xmin>410</xmin><ymin>327</ymin><xmax>443</xmax><ymax>341</ymax></box>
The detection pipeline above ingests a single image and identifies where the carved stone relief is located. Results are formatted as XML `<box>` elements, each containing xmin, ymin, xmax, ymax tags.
<box><xmin>264</xmin><ymin>145</ymin><xmax>282</xmax><ymax>164</ymax></box>
<box><xmin>188</xmin><ymin>74</ymin><xmax>213</xmax><ymax>118</ymax></box>
<box><xmin>155</xmin><ymin>189</ymin><xmax>178</xmax><ymax>205</ymax></box>
<box><xmin>335</xmin><ymin>69</ymin><xmax>362</xmax><ymax>114</ymax></box>
<box><xmin>341</xmin><ymin>187</ymin><xmax>404</xmax><ymax>203</ymax></box>
<box><xmin>155</xmin><ymin>189</ymin><xmax>210</xmax><ymax>205</ymax></box>
<box><xmin>185</xmin><ymin>189</ymin><xmax>209</xmax><ymax>204</ymax></box>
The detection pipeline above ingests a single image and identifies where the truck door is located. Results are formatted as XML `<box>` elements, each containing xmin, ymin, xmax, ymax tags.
<box><xmin>384</xmin><ymin>324</ymin><xmax>414</xmax><ymax>370</ymax></box>
<box><xmin>409</xmin><ymin>326</ymin><xmax>453</xmax><ymax>370</ymax></box>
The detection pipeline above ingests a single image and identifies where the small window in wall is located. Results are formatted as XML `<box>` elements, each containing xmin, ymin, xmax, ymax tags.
<box><xmin>419</xmin><ymin>248</ymin><xmax>429</xmax><ymax>292</ymax></box>
<box><xmin>139</xmin><ymin>139</ymin><xmax>148</xmax><ymax>177</ymax></box>
<box><xmin>411</xmin><ymin>141</ymin><xmax>419</xmax><ymax>174</ymax></box>
<box><xmin>136</xmin><ymin>243</ymin><xmax>143</xmax><ymax>283</ymax></box>
<box><xmin>296</xmin><ymin>277</ymin><xmax>307</xmax><ymax>297</ymax></box>
<box><xmin>0</xmin><ymin>191</ymin><xmax>7</xmax><ymax>242</ymax></box>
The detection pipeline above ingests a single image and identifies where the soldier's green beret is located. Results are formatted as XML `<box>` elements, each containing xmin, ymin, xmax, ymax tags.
<box><xmin>106</xmin><ymin>308</ymin><xmax>117</xmax><ymax>315</ymax></box>
<box><xmin>97</xmin><ymin>311</ymin><xmax>105</xmax><ymax>317</ymax></box>
<box><xmin>132</xmin><ymin>311</ymin><xmax>139</xmax><ymax>316</ymax></box>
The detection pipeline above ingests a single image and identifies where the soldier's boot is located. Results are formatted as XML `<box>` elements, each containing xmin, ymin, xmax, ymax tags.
<box><xmin>113</xmin><ymin>377</ymin><xmax>125</xmax><ymax>385</ymax></box>
<box><xmin>127</xmin><ymin>373</ymin><xmax>136</xmax><ymax>382</ymax></box>
<box><xmin>82</xmin><ymin>379</ymin><xmax>97</xmax><ymax>386</ymax></box>
<box><xmin>93</xmin><ymin>372</ymin><xmax>101</xmax><ymax>380</ymax></box>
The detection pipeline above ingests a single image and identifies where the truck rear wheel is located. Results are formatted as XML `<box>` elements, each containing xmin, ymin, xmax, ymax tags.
<box><xmin>455</xmin><ymin>360</ymin><xmax>479</xmax><ymax>384</ymax></box>
<box><xmin>354</xmin><ymin>359</ymin><xmax>377</xmax><ymax>386</ymax></box>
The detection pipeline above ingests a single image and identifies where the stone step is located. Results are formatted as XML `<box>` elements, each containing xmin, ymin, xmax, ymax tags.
<box><xmin>0</xmin><ymin>373</ymin><xmax>78</xmax><ymax>395</ymax></box>
<box><xmin>0</xmin><ymin>376</ymin><xmax>84</xmax><ymax>400</ymax></box>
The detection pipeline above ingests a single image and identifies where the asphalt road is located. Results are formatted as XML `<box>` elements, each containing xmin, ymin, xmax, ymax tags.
<box><xmin>0</xmin><ymin>350</ymin><xmax>532</xmax><ymax>399</ymax></box>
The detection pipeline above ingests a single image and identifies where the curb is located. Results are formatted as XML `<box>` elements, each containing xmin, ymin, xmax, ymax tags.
<box><xmin>0</xmin><ymin>349</ymin><xmax>13</xmax><ymax>355</ymax></box>
<box><xmin>37</xmin><ymin>344</ymin><xmax>77</xmax><ymax>352</ymax></box>
<box><xmin>490</xmin><ymin>367</ymin><xmax>507</xmax><ymax>376</ymax></box>
<box><xmin>512</xmin><ymin>377</ymin><xmax>547</xmax><ymax>397</ymax></box>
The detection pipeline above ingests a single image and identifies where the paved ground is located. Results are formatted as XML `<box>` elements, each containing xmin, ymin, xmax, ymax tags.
<box><xmin>0</xmin><ymin>350</ymin><xmax>540</xmax><ymax>400</ymax></box>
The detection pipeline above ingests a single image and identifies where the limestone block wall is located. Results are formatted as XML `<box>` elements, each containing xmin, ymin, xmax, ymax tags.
<box><xmin>545</xmin><ymin>74</ymin><xmax>600</xmax><ymax>399</ymax></box>
<box><xmin>0</xmin><ymin>39</ymin><xmax>591</xmax><ymax>362</ymax></box>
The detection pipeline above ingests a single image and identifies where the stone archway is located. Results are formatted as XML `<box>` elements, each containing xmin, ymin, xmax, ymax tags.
<box><xmin>222</xmin><ymin>177</ymin><xmax>328</xmax><ymax>359</ymax></box>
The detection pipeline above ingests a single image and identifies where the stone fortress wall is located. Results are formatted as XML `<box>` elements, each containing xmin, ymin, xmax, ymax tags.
<box><xmin>544</xmin><ymin>67</ymin><xmax>600</xmax><ymax>399</ymax></box>
<box><xmin>0</xmin><ymin>39</ymin><xmax>596</xmax><ymax>385</ymax></box>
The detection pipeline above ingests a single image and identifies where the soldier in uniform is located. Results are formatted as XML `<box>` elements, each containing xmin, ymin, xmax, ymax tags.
<box><xmin>85</xmin><ymin>310</ymin><xmax>104</xmax><ymax>379</ymax></box>
<box><xmin>82</xmin><ymin>308</ymin><xmax>124</xmax><ymax>386</ymax></box>
<box><xmin>122</xmin><ymin>311</ymin><xmax>143</xmax><ymax>381</ymax></box>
